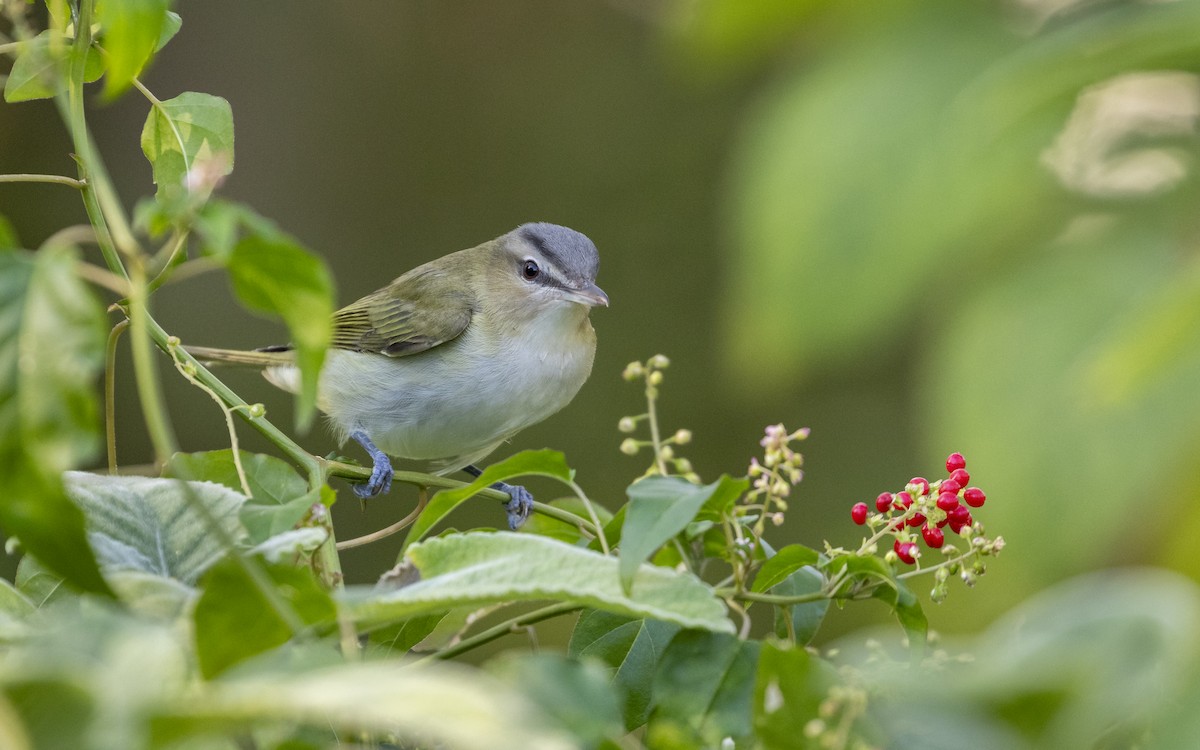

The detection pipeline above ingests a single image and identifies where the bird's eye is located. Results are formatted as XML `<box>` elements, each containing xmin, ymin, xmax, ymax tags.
<box><xmin>522</xmin><ymin>259</ymin><xmax>541</xmax><ymax>280</ymax></box>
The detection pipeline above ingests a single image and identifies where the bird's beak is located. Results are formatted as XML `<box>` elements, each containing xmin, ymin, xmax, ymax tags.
<box><xmin>566</xmin><ymin>282</ymin><xmax>609</xmax><ymax>308</ymax></box>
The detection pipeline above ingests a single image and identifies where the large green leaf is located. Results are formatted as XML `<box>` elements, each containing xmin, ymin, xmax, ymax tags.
<box><xmin>619</xmin><ymin>475</ymin><xmax>740</xmax><ymax>594</ymax></box>
<box><xmin>193</xmin><ymin>557</ymin><xmax>336</xmax><ymax>678</ymax></box>
<box><xmin>346</xmin><ymin>532</ymin><xmax>733</xmax><ymax>634</ymax></box>
<box><xmin>96</xmin><ymin>0</ymin><xmax>171</xmax><ymax>97</ymax></box>
<box><xmin>489</xmin><ymin>653</ymin><xmax>625</xmax><ymax>749</ymax></box>
<box><xmin>0</xmin><ymin>248</ymin><xmax>110</xmax><ymax>595</ymax></box>
<box><xmin>3</xmin><ymin>30</ymin><xmax>104</xmax><ymax>103</ymax></box>
<box><xmin>404</xmin><ymin>449</ymin><xmax>574</xmax><ymax>550</ymax></box>
<box><xmin>63</xmin><ymin>471</ymin><xmax>247</xmax><ymax>585</ymax></box>
<box><xmin>140</xmin><ymin>90</ymin><xmax>234</xmax><ymax>211</ymax></box>
<box><xmin>568</xmin><ymin>609</ymin><xmax>681</xmax><ymax>730</ymax></box>
<box><xmin>647</xmin><ymin>630</ymin><xmax>760</xmax><ymax>747</ymax></box>
<box><xmin>157</xmin><ymin>660</ymin><xmax>573</xmax><ymax>750</ymax></box>
<box><xmin>166</xmin><ymin>450</ymin><xmax>312</xmax><ymax>544</ymax></box>
<box><xmin>753</xmin><ymin>641</ymin><xmax>838</xmax><ymax>750</ymax></box>
<box><xmin>227</xmin><ymin>231</ymin><xmax>334</xmax><ymax>430</ymax></box>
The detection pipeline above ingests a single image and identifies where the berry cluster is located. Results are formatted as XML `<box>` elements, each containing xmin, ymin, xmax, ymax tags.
<box><xmin>848</xmin><ymin>452</ymin><xmax>1004</xmax><ymax>602</ymax></box>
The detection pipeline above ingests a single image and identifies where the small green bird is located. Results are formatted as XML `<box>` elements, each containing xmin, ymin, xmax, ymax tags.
<box><xmin>189</xmin><ymin>223</ymin><xmax>607</xmax><ymax>528</ymax></box>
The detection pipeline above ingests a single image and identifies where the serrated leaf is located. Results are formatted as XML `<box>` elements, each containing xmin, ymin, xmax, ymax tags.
<box><xmin>347</xmin><ymin>533</ymin><xmax>733</xmax><ymax>634</ymax></box>
<box><xmin>619</xmin><ymin>475</ymin><xmax>740</xmax><ymax>594</ymax></box>
<box><xmin>3</xmin><ymin>31</ymin><xmax>104</xmax><ymax>103</ymax></box>
<box><xmin>647</xmin><ymin>630</ymin><xmax>759</xmax><ymax>746</ymax></box>
<box><xmin>0</xmin><ymin>248</ymin><xmax>110</xmax><ymax>595</ymax></box>
<box><xmin>140</xmin><ymin>91</ymin><xmax>233</xmax><ymax>214</ymax></box>
<box><xmin>403</xmin><ymin>450</ymin><xmax>574</xmax><ymax>550</ymax></box>
<box><xmin>165</xmin><ymin>450</ymin><xmax>311</xmax><ymax>544</ymax></box>
<box><xmin>193</xmin><ymin>557</ymin><xmax>336</xmax><ymax>678</ymax></box>
<box><xmin>63</xmin><ymin>471</ymin><xmax>247</xmax><ymax>585</ymax></box>
<box><xmin>227</xmin><ymin>231</ymin><xmax>333</xmax><ymax>430</ymax></box>
<box><xmin>568</xmin><ymin>610</ymin><xmax>681</xmax><ymax>729</ymax></box>
<box><xmin>96</xmin><ymin>0</ymin><xmax>170</xmax><ymax>97</ymax></box>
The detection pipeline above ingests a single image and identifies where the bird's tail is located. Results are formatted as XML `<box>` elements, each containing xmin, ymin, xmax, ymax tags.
<box><xmin>185</xmin><ymin>345</ymin><xmax>295</xmax><ymax>368</ymax></box>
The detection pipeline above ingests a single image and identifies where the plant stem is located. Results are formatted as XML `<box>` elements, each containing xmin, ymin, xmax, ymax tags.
<box><xmin>0</xmin><ymin>173</ymin><xmax>85</xmax><ymax>188</ymax></box>
<box><xmin>105</xmin><ymin>319</ymin><xmax>129</xmax><ymax>473</ymax></box>
<box><xmin>732</xmin><ymin>589</ymin><xmax>830</xmax><ymax>606</ymax></box>
<box><xmin>127</xmin><ymin>263</ymin><xmax>178</xmax><ymax>463</ymax></box>
<box><xmin>427</xmin><ymin>602</ymin><xmax>580</xmax><ymax>662</ymax></box>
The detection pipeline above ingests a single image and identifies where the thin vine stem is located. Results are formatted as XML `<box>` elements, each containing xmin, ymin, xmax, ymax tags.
<box><xmin>0</xmin><ymin>173</ymin><xmax>85</xmax><ymax>188</ymax></box>
<box><xmin>424</xmin><ymin>602</ymin><xmax>581</xmax><ymax>663</ymax></box>
<box><xmin>105</xmin><ymin>319</ymin><xmax>129</xmax><ymax>473</ymax></box>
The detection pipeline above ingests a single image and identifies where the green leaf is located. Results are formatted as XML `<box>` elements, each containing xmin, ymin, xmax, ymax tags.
<box><xmin>193</xmin><ymin>557</ymin><xmax>336</xmax><ymax>678</ymax></box>
<box><xmin>3</xmin><ymin>31</ymin><xmax>104</xmax><ymax>103</ymax></box>
<box><xmin>619</xmin><ymin>475</ymin><xmax>740</xmax><ymax>594</ymax></box>
<box><xmin>63</xmin><ymin>471</ymin><xmax>247</xmax><ymax>585</ymax></box>
<box><xmin>647</xmin><ymin>630</ymin><xmax>759</xmax><ymax>747</ymax></box>
<box><xmin>140</xmin><ymin>91</ymin><xmax>234</xmax><ymax>213</ymax></box>
<box><xmin>568</xmin><ymin>610</ymin><xmax>681</xmax><ymax>729</ymax></box>
<box><xmin>106</xmin><ymin>570</ymin><xmax>194</xmax><ymax>621</ymax></box>
<box><xmin>228</xmin><ymin>230</ymin><xmax>334</xmax><ymax>430</ymax></box>
<box><xmin>753</xmin><ymin>641</ymin><xmax>838</xmax><ymax>750</ymax></box>
<box><xmin>367</xmin><ymin>612</ymin><xmax>448</xmax><ymax>656</ymax></box>
<box><xmin>769</xmin><ymin>567</ymin><xmax>829</xmax><ymax>645</ymax></box>
<box><xmin>96</xmin><ymin>0</ymin><xmax>170</xmax><ymax>97</ymax></box>
<box><xmin>0</xmin><ymin>248</ymin><xmax>110</xmax><ymax>595</ymax></box>
<box><xmin>403</xmin><ymin>449</ymin><xmax>573</xmax><ymax>550</ymax></box>
<box><xmin>523</xmin><ymin>496</ymin><xmax>613</xmax><ymax>546</ymax></box>
<box><xmin>0</xmin><ymin>578</ymin><xmax>35</xmax><ymax>642</ymax></box>
<box><xmin>489</xmin><ymin>653</ymin><xmax>625</xmax><ymax>748</ymax></box>
<box><xmin>346</xmin><ymin>532</ymin><xmax>734</xmax><ymax>634</ymax></box>
<box><xmin>751</xmin><ymin>543</ymin><xmax>821</xmax><ymax>593</ymax></box>
<box><xmin>165</xmin><ymin>450</ymin><xmax>311</xmax><ymax>544</ymax></box>
<box><xmin>0</xmin><ymin>216</ymin><xmax>19</xmax><ymax>250</ymax></box>
<box><xmin>872</xmin><ymin>577</ymin><xmax>927</xmax><ymax>651</ymax></box>
<box><xmin>156</xmin><ymin>10</ymin><xmax>182</xmax><ymax>51</ymax></box>
<box><xmin>157</xmin><ymin>660</ymin><xmax>573</xmax><ymax>750</ymax></box>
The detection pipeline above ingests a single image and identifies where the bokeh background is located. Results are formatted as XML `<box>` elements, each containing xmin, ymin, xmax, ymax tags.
<box><xmin>4</xmin><ymin>0</ymin><xmax>1200</xmax><ymax>643</ymax></box>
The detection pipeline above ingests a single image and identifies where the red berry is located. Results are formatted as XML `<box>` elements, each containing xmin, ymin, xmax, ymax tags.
<box><xmin>906</xmin><ymin>512</ymin><xmax>927</xmax><ymax>527</ymax></box>
<box><xmin>946</xmin><ymin>452</ymin><xmax>966</xmax><ymax>473</ymax></box>
<box><xmin>909</xmin><ymin>477</ymin><xmax>930</xmax><ymax>496</ymax></box>
<box><xmin>948</xmin><ymin>505</ymin><xmax>971</xmax><ymax>524</ymax></box>
<box><xmin>937</xmin><ymin>517</ymin><xmax>948</xmax><ymax>528</ymax></box>
<box><xmin>950</xmin><ymin>468</ymin><xmax>970</xmax><ymax>487</ymax></box>
<box><xmin>851</xmin><ymin>502</ymin><xmax>869</xmax><ymax>525</ymax></box>
<box><xmin>893</xmin><ymin>540</ymin><xmax>918</xmax><ymax>565</ymax></box>
<box><xmin>893</xmin><ymin>492</ymin><xmax>913</xmax><ymax>511</ymax></box>
<box><xmin>922</xmin><ymin>525</ymin><xmax>945</xmax><ymax>548</ymax></box>
<box><xmin>963</xmin><ymin>487</ymin><xmax>986</xmax><ymax>508</ymax></box>
<box><xmin>940</xmin><ymin>479</ymin><xmax>962</xmax><ymax>496</ymax></box>
<box><xmin>936</xmin><ymin>492</ymin><xmax>960</xmax><ymax>511</ymax></box>
<box><xmin>875</xmin><ymin>492</ymin><xmax>893</xmax><ymax>512</ymax></box>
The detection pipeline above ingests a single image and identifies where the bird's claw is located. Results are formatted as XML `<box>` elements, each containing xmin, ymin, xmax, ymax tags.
<box><xmin>353</xmin><ymin>455</ymin><xmax>393</xmax><ymax>499</ymax></box>
<box><xmin>498</xmin><ymin>481</ymin><xmax>534</xmax><ymax>530</ymax></box>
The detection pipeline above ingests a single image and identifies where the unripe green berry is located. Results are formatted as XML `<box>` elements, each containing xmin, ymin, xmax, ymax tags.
<box><xmin>167</xmin><ymin>335</ymin><xmax>181</xmax><ymax>348</ymax></box>
<box><xmin>622</xmin><ymin>362</ymin><xmax>644</xmax><ymax>381</ymax></box>
<box><xmin>618</xmin><ymin>416</ymin><xmax>637</xmax><ymax>433</ymax></box>
<box><xmin>674</xmin><ymin>458</ymin><xmax>693</xmax><ymax>474</ymax></box>
<box><xmin>649</xmin><ymin>354</ymin><xmax>670</xmax><ymax>369</ymax></box>
<box><xmin>620</xmin><ymin>438</ymin><xmax>639</xmax><ymax>456</ymax></box>
<box><xmin>248</xmin><ymin>403</ymin><xmax>266</xmax><ymax>418</ymax></box>
<box><xmin>659</xmin><ymin>445</ymin><xmax>675</xmax><ymax>461</ymax></box>
<box><xmin>648</xmin><ymin>371</ymin><xmax>663</xmax><ymax>386</ymax></box>
<box><xmin>674</xmin><ymin>429</ymin><xmax>692</xmax><ymax>444</ymax></box>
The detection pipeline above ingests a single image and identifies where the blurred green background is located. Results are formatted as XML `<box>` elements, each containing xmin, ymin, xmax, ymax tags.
<box><xmin>4</xmin><ymin>0</ymin><xmax>1200</xmax><ymax>642</ymax></box>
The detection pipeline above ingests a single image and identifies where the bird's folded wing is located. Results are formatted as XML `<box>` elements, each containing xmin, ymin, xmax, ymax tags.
<box><xmin>331</xmin><ymin>267</ymin><xmax>474</xmax><ymax>357</ymax></box>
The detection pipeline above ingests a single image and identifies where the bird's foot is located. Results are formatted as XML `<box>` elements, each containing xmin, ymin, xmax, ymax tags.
<box><xmin>350</xmin><ymin>429</ymin><xmax>393</xmax><ymax>498</ymax></box>
<box><xmin>495</xmin><ymin>481</ymin><xmax>534</xmax><ymax>530</ymax></box>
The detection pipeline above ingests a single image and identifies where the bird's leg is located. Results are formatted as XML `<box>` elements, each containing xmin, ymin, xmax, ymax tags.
<box><xmin>463</xmin><ymin>464</ymin><xmax>533</xmax><ymax>530</ymax></box>
<box><xmin>349</xmin><ymin>429</ymin><xmax>393</xmax><ymax>498</ymax></box>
